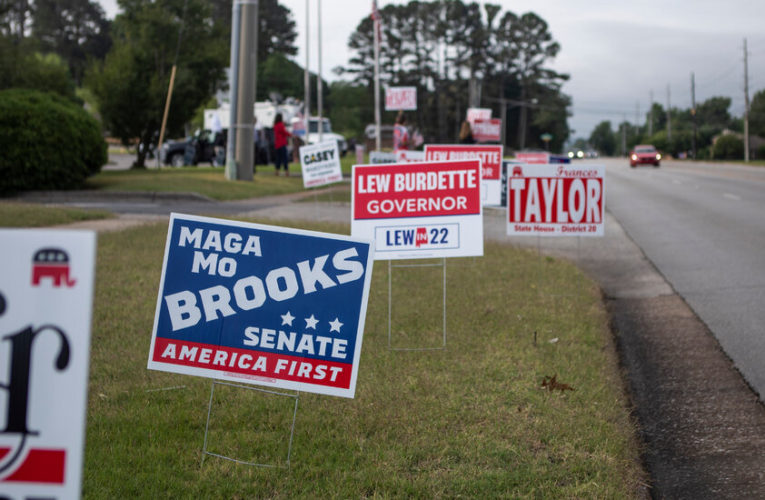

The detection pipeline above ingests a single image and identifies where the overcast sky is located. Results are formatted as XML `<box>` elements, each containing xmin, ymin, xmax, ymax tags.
<box><xmin>97</xmin><ymin>0</ymin><xmax>765</xmax><ymax>140</ymax></box>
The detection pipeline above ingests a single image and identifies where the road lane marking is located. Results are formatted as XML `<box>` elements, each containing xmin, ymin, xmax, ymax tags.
<box><xmin>723</xmin><ymin>193</ymin><xmax>741</xmax><ymax>201</ymax></box>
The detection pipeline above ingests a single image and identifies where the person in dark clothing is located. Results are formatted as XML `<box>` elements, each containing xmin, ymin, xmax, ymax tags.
<box><xmin>459</xmin><ymin>120</ymin><xmax>475</xmax><ymax>144</ymax></box>
<box><xmin>273</xmin><ymin>113</ymin><xmax>292</xmax><ymax>176</ymax></box>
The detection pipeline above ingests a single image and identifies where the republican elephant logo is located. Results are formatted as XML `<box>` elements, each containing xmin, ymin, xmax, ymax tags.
<box><xmin>31</xmin><ymin>248</ymin><xmax>76</xmax><ymax>288</ymax></box>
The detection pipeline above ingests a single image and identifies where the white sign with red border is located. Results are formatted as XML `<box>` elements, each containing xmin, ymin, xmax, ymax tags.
<box><xmin>0</xmin><ymin>229</ymin><xmax>96</xmax><ymax>499</ymax></box>
<box><xmin>472</xmin><ymin>119</ymin><xmax>502</xmax><ymax>143</ymax></box>
<box><xmin>507</xmin><ymin>164</ymin><xmax>605</xmax><ymax>237</ymax></box>
<box><xmin>424</xmin><ymin>144</ymin><xmax>504</xmax><ymax>206</ymax></box>
<box><xmin>466</xmin><ymin>107</ymin><xmax>492</xmax><ymax>125</ymax></box>
<box><xmin>395</xmin><ymin>150</ymin><xmax>424</xmax><ymax>163</ymax></box>
<box><xmin>299</xmin><ymin>140</ymin><xmax>343</xmax><ymax>188</ymax></box>
<box><xmin>352</xmin><ymin>160</ymin><xmax>483</xmax><ymax>260</ymax></box>
<box><xmin>385</xmin><ymin>86</ymin><xmax>417</xmax><ymax>111</ymax></box>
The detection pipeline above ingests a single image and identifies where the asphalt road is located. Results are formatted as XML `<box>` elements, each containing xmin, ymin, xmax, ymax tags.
<box><xmin>602</xmin><ymin>158</ymin><xmax>765</xmax><ymax>400</ymax></box>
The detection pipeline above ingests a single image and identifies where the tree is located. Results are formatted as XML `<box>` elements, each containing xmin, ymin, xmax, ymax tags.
<box><xmin>207</xmin><ymin>0</ymin><xmax>297</xmax><ymax>64</ymax></box>
<box><xmin>0</xmin><ymin>35</ymin><xmax>76</xmax><ymax>98</ymax></box>
<box><xmin>31</xmin><ymin>0</ymin><xmax>112</xmax><ymax>85</ymax></box>
<box><xmin>87</xmin><ymin>0</ymin><xmax>227</xmax><ymax>168</ymax></box>
<box><xmin>342</xmin><ymin>0</ymin><xmax>570</xmax><ymax>148</ymax></box>
<box><xmin>589</xmin><ymin>121</ymin><xmax>616</xmax><ymax>156</ymax></box>
<box><xmin>749</xmin><ymin>90</ymin><xmax>765</xmax><ymax>138</ymax></box>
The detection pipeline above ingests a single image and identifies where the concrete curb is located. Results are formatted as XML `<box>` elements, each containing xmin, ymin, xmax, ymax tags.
<box><xmin>14</xmin><ymin>190</ymin><xmax>214</xmax><ymax>204</ymax></box>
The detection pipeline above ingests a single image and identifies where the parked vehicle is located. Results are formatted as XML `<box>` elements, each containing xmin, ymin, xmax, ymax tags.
<box><xmin>159</xmin><ymin>137</ymin><xmax>191</xmax><ymax>167</ymax></box>
<box><xmin>630</xmin><ymin>144</ymin><xmax>661</xmax><ymax>167</ymax></box>
<box><xmin>159</xmin><ymin>129</ymin><xmax>224</xmax><ymax>167</ymax></box>
<box><xmin>294</xmin><ymin>117</ymin><xmax>348</xmax><ymax>157</ymax></box>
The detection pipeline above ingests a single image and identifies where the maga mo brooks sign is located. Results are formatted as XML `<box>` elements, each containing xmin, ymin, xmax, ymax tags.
<box><xmin>507</xmin><ymin>164</ymin><xmax>605</xmax><ymax>236</ymax></box>
<box><xmin>351</xmin><ymin>160</ymin><xmax>483</xmax><ymax>260</ymax></box>
<box><xmin>148</xmin><ymin>214</ymin><xmax>374</xmax><ymax>399</ymax></box>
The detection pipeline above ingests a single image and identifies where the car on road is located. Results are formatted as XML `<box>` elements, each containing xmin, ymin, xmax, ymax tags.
<box><xmin>630</xmin><ymin>144</ymin><xmax>661</xmax><ymax>167</ymax></box>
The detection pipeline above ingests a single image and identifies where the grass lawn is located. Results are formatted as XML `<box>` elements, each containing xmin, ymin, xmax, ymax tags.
<box><xmin>84</xmin><ymin>153</ymin><xmax>362</xmax><ymax>202</ymax></box>
<box><xmin>0</xmin><ymin>201</ymin><xmax>112</xmax><ymax>227</ymax></box>
<box><xmin>85</xmin><ymin>218</ymin><xmax>645</xmax><ymax>498</ymax></box>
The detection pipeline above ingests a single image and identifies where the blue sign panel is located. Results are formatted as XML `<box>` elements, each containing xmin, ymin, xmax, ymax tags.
<box><xmin>148</xmin><ymin>214</ymin><xmax>374</xmax><ymax>398</ymax></box>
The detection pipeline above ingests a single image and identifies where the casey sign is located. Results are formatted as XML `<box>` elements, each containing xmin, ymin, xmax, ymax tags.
<box><xmin>424</xmin><ymin>144</ymin><xmax>504</xmax><ymax>206</ymax></box>
<box><xmin>148</xmin><ymin>214</ymin><xmax>374</xmax><ymax>398</ymax></box>
<box><xmin>299</xmin><ymin>140</ymin><xmax>343</xmax><ymax>188</ymax></box>
<box><xmin>351</xmin><ymin>160</ymin><xmax>483</xmax><ymax>260</ymax></box>
<box><xmin>0</xmin><ymin>229</ymin><xmax>95</xmax><ymax>499</ymax></box>
<box><xmin>507</xmin><ymin>164</ymin><xmax>605</xmax><ymax>236</ymax></box>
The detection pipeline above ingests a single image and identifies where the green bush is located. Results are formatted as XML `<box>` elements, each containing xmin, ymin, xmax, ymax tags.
<box><xmin>712</xmin><ymin>134</ymin><xmax>744</xmax><ymax>160</ymax></box>
<box><xmin>0</xmin><ymin>89</ymin><xmax>106</xmax><ymax>194</ymax></box>
<box><xmin>756</xmin><ymin>144</ymin><xmax>765</xmax><ymax>161</ymax></box>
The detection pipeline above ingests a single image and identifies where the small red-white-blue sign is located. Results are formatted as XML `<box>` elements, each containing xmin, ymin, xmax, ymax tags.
<box><xmin>148</xmin><ymin>214</ymin><xmax>374</xmax><ymax>398</ymax></box>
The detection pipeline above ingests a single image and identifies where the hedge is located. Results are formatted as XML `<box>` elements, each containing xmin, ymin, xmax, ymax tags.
<box><xmin>0</xmin><ymin>89</ymin><xmax>107</xmax><ymax>194</ymax></box>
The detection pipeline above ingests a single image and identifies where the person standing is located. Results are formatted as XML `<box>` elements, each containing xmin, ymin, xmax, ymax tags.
<box><xmin>393</xmin><ymin>111</ymin><xmax>409</xmax><ymax>153</ymax></box>
<box><xmin>459</xmin><ymin>120</ymin><xmax>475</xmax><ymax>144</ymax></box>
<box><xmin>273</xmin><ymin>113</ymin><xmax>292</xmax><ymax>176</ymax></box>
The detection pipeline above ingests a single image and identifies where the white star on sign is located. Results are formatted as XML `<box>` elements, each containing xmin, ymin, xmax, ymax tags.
<box><xmin>281</xmin><ymin>311</ymin><xmax>295</xmax><ymax>326</ymax></box>
<box><xmin>305</xmin><ymin>314</ymin><xmax>319</xmax><ymax>330</ymax></box>
<box><xmin>329</xmin><ymin>318</ymin><xmax>343</xmax><ymax>333</ymax></box>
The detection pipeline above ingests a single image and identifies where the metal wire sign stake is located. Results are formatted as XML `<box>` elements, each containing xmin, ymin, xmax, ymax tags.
<box><xmin>201</xmin><ymin>381</ymin><xmax>299</xmax><ymax>469</ymax></box>
<box><xmin>387</xmin><ymin>258</ymin><xmax>447</xmax><ymax>351</ymax></box>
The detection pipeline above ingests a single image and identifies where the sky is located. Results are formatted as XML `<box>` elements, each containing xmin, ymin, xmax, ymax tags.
<box><xmin>96</xmin><ymin>0</ymin><xmax>765</xmax><ymax>140</ymax></box>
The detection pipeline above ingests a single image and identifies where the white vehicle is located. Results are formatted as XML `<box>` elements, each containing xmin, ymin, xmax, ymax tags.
<box><xmin>293</xmin><ymin>116</ymin><xmax>348</xmax><ymax>157</ymax></box>
<box><xmin>204</xmin><ymin>101</ymin><xmax>347</xmax><ymax>157</ymax></box>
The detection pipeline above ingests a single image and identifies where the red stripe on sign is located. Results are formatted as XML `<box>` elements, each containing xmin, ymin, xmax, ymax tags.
<box><xmin>152</xmin><ymin>338</ymin><xmax>352</xmax><ymax>389</ymax></box>
<box><xmin>0</xmin><ymin>448</ymin><xmax>66</xmax><ymax>484</ymax></box>
<box><xmin>353</xmin><ymin>160</ymin><xmax>481</xmax><ymax>220</ymax></box>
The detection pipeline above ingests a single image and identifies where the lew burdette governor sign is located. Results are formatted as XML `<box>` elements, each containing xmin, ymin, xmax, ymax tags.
<box><xmin>148</xmin><ymin>214</ymin><xmax>374</xmax><ymax>398</ymax></box>
<box><xmin>351</xmin><ymin>160</ymin><xmax>483</xmax><ymax>260</ymax></box>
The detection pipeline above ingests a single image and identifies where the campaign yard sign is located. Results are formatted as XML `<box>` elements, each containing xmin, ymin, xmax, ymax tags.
<box><xmin>424</xmin><ymin>144</ymin><xmax>504</xmax><ymax>206</ymax></box>
<box><xmin>299</xmin><ymin>140</ymin><xmax>343</xmax><ymax>188</ymax></box>
<box><xmin>466</xmin><ymin>107</ymin><xmax>492</xmax><ymax>125</ymax></box>
<box><xmin>385</xmin><ymin>86</ymin><xmax>417</xmax><ymax>111</ymax></box>
<box><xmin>395</xmin><ymin>150</ymin><xmax>425</xmax><ymax>163</ymax></box>
<box><xmin>369</xmin><ymin>151</ymin><xmax>397</xmax><ymax>164</ymax></box>
<box><xmin>507</xmin><ymin>164</ymin><xmax>605</xmax><ymax>237</ymax></box>
<box><xmin>148</xmin><ymin>214</ymin><xmax>375</xmax><ymax>399</ymax></box>
<box><xmin>351</xmin><ymin>160</ymin><xmax>483</xmax><ymax>260</ymax></box>
<box><xmin>0</xmin><ymin>229</ymin><xmax>96</xmax><ymax>499</ymax></box>
<box><xmin>472</xmin><ymin>119</ymin><xmax>502</xmax><ymax>143</ymax></box>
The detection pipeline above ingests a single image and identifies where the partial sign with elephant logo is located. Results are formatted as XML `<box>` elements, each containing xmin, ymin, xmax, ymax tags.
<box><xmin>0</xmin><ymin>229</ymin><xmax>96</xmax><ymax>499</ymax></box>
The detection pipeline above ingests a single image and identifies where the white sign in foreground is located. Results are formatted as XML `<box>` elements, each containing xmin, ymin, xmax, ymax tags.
<box><xmin>351</xmin><ymin>160</ymin><xmax>484</xmax><ymax>260</ymax></box>
<box><xmin>385</xmin><ymin>86</ymin><xmax>417</xmax><ymax>111</ymax></box>
<box><xmin>507</xmin><ymin>164</ymin><xmax>605</xmax><ymax>236</ymax></box>
<box><xmin>299</xmin><ymin>140</ymin><xmax>343</xmax><ymax>188</ymax></box>
<box><xmin>0</xmin><ymin>229</ymin><xmax>96</xmax><ymax>499</ymax></box>
<box><xmin>148</xmin><ymin>214</ymin><xmax>375</xmax><ymax>398</ymax></box>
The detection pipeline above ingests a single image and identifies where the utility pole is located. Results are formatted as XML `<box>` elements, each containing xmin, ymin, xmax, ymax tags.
<box><xmin>649</xmin><ymin>90</ymin><xmax>654</xmax><ymax>137</ymax></box>
<box><xmin>317</xmin><ymin>0</ymin><xmax>323</xmax><ymax>143</ymax></box>
<box><xmin>744</xmin><ymin>38</ymin><xmax>750</xmax><ymax>162</ymax></box>
<box><xmin>225</xmin><ymin>0</ymin><xmax>258</xmax><ymax>181</ymax></box>
<box><xmin>622</xmin><ymin>113</ymin><xmax>627</xmax><ymax>156</ymax></box>
<box><xmin>666</xmin><ymin>84</ymin><xmax>672</xmax><ymax>143</ymax></box>
<box><xmin>691</xmin><ymin>72</ymin><xmax>697</xmax><ymax>159</ymax></box>
<box><xmin>373</xmin><ymin>0</ymin><xmax>381</xmax><ymax>150</ymax></box>
<box><xmin>304</xmin><ymin>0</ymin><xmax>310</xmax><ymax>134</ymax></box>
